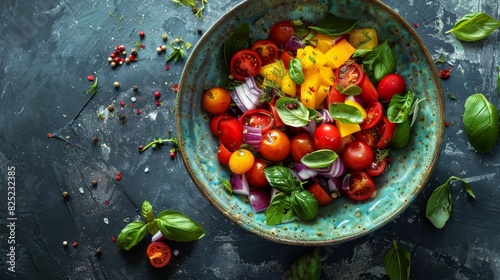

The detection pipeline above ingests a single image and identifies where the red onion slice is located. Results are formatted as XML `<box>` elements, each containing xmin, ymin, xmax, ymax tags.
<box><xmin>249</xmin><ymin>188</ymin><xmax>271</xmax><ymax>212</ymax></box>
<box><xmin>230</xmin><ymin>173</ymin><xmax>250</xmax><ymax>196</ymax></box>
<box><xmin>151</xmin><ymin>230</ymin><xmax>165</xmax><ymax>242</ymax></box>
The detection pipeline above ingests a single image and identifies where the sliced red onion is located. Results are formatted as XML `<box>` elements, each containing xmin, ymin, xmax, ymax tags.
<box><xmin>249</xmin><ymin>188</ymin><xmax>271</xmax><ymax>212</ymax></box>
<box><xmin>293</xmin><ymin>162</ymin><xmax>318</xmax><ymax>180</ymax></box>
<box><xmin>243</xmin><ymin>125</ymin><xmax>262</xmax><ymax>151</ymax></box>
<box><xmin>333</xmin><ymin>34</ymin><xmax>350</xmax><ymax>45</ymax></box>
<box><xmin>313</xmin><ymin>157</ymin><xmax>345</xmax><ymax>179</ymax></box>
<box><xmin>321</xmin><ymin>109</ymin><xmax>333</xmax><ymax>124</ymax></box>
<box><xmin>229</xmin><ymin>89</ymin><xmax>248</xmax><ymax>113</ymax></box>
<box><xmin>235</xmin><ymin>84</ymin><xmax>257</xmax><ymax>111</ymax></box>
<box><xmin>270</xmin><ymin>187</ymin><xmax>280</xmax><ymax>200</ymax></box>
<box><xmin>303</xmin><ymin>119</ymin><xmax>318</xmax><ymax>138</ymax></box>
<box><xmin>230</xmin><ymin>173</ymin><xmax>250</xmax><ymax>196</ymax></box>
<box><xmin>151</xmin><ymin>230</ymin><xmax>165</xmax><ymax>242</ymax></box>
<box><xmin>284</xmin><ymin>35</ymin><xmax>304</xmax><ymax>54</ymax></box>
<box><xmin>327</xmin><ymin>177</ymin><xmax>342</xmax><ymax>198</ymax></box>
<box><xmin>342</xmin><ymin>174</ymin><xmax>351</xmax><ymax>191</ymax></box>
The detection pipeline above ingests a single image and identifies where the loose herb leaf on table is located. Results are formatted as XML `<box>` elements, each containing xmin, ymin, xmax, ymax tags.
<box><xmin>384</xmin><ymin>240</ymin><xmax>411</xmax><ymax>280</ymax></box>
<box><xmin>462</xmin><ymin>93</ymin><xmax>499</xmax><ymax>153</ymax></box>
<box><xmin>445</xmin><ymin>12</ymin><xmax>500</xmax><ymax>42</ymax></box>
<box><xmin>286</xmin><ymin>247</ymin><xmax>322</xmax><ymax>280</ymax></box>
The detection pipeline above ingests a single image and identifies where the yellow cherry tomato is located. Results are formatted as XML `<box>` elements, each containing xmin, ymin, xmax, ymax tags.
<box><xmin>229</xmin><ymin>149</ymin><xmax>255</xmax><ymax>174</ymax></box>
<box><xmin>202</xmin><ymin>87</ymin><xmax>231</xmax><ymax>114</ymax></box>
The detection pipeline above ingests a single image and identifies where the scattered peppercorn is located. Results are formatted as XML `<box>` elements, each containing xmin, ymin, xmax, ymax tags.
<box><xmin>91</xmin><ymin>180</ymin><xmax>98</xmax><ymax>187</ymax></box>
<box><xmin>139</xmin><ymin>31</ymin><xmax>145</xmax><ymax>39</ymax></box>
<box><xmin>47</xmin><ymin>133</ymin><xmax>52</xmax><ymax>138</ymax></box>
<box><xmin>111</xmin><ymin>236</ymin><xmax>117</xmax><ymax>242</ymax></box>
<box><xmin>155</xmin><ymin>100</ymin><xmax>161</xmax><ymax>107</ymax></box>
<box><xmin>156</xmin><ymin>47</ymin><xmax>162</xmax><ymax>54</ymax></box>
<box><xmin>138</xmin><ymin>145</ymin><xmax>144</xmax><ymax>150</ymax></box>
<box><xmin>439</xmin><ymin>67</ymin><xmax>452</xmax><ymax>79</ymax></box>
<box><xmin>104</xmin><ymin>200</ymin><xmax>110</xmax><ymax>205</ymax></box>
<box><xmin>413</xmin><ymin>23</ymin><xmax>419</xmax><ymax>28</ymax></box>
<box><xmin>116</xmin><ymin>172</ymin><xmax>122</xmax><ymax>181</ymax></box>
<box><xmin>197</xmin><ymin>29</ymin><xmax>203</xmax><ymax>35</ymax></box>
<box><xmin>119</xmin><ymin>101</ymin><xmax>125</xmax><ymax>107</ymax></box>
<box><xmin>131</xmin><ymin>49</ymin><xmax>138</xmax><ymax>56</ymax></box>
<box><xmin>110</xmin><ymin>61</ymin><xmax>117</xmax><ymax>68</ymax></box>
<box><xmin>162</xmin><ymin>33</ymin><xmax>168</xmax><ymax>41</ymax></box>
<box><xmin>445</xmin><ymin>121</ymin><xmax>450</xmax><ymax>127</ymax></box>
<box><xmin>165</xmin><ymin>65</ymin><xmax>170</xmax><ymax>71</ymax></box>
<box><xmin>92</xmin><ymin>136</ymin><xmax>100</xmax><ymax>143</ymax></box>
<box><xmin>114</xmin><ymin>81</ymin><xmax>120</xmax><ymax>88</ymax></box>
<box><xmin>88</xmin><ymin>75</ymin><xmax>95</xmax><ymax>81</ymax></box>
<box><xmin>119</xmin><ymin>114</ymin><xmax>126</xmax><ymax>123</ymax></box>
<box><xmin>107</xmin><ymin>104</ymin><xmax>115</xmax><ymax>112</ymax></box>
<box><xmin>173</xmin><ymin>84</ymin><xmax>179</xmax><ymax>93</ymax></box>
<box><xmin>62</xmin><ymin>191</ymin><xmax>70</xmax><ymax>199</ymax></box>
<box><xmin>73</xmin><ymin>242</ymin><xmax>78</xmax><ymax>248</ymax></box>
<box><xmin>63</xmin><ymin>241</ymin><xmax>68</xmax><ymax>247</ymax></box>
<box><xmin>154</xmin><ymin>91</ymin><xmax>161</xmax><ymax>99</ymax></box>
<box><xmin>95</xmin><ymin>248</ymin><xmax>102</xmax><ymax>254</ymax></box>
<box><xmin>132</xmin><ymin>85</ymin><xmax>138</xmax><ymax>91</ymax></box>
<box><xmin>136</xmin><ymin>109</ymin><xmax>141</xmax><ymax>115</ymax></box>
<box><xmin>161</xmin><ymin>45</ymin><xmax>167</xmax><ymax>52</ymax></box>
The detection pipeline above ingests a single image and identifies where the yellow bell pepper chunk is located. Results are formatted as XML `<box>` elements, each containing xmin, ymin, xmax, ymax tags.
<box><xmin>319</xmin><ymin>66</ymin><xmax>335</xmax><ymax>86</ymax></box>
<box><xmin>311</xmin><ymin>33</ymin><xmax>337</xmax><ymax>54</ymax></box>
<box><xmin>324</xmin><ymin>39</ymin><xmax>356</xmax><ymax>69</ymax></box>
<box><xmin>335</xmin><ymin>120</ymin><xmax>361</xmax><ymax>137</ymax></box>
<box><xmin>348</xmin><ymin>29</ymin><xmax>379</xmax><ymax>50</ymax></box>
<box><xmin>344</xmin><ymin>99</ymin><xmax>367</xmax><ymax>119</ymax></box>
<box><xmin>281</xmin><ymin>72</ymin><xmax>297</xmax><ymax>97</ymax></box>
<box><xmin>315</xmin><ymin>85</ymin><xmax>330</xmax><ymax>109</ymax></box>
<box><xmin>259</xmin><ymin>60</ymin><xmax>285</xmax><ymax>86</ymax></box>
<box><xmin>297</xmin><ymin>46</ymin><xmax>328</xmax><ymax>70</ymax></box>
<box><xmin>300</xmin><ymin>69</ymin><xmax>321</xmax><ymax>108</ymax></box>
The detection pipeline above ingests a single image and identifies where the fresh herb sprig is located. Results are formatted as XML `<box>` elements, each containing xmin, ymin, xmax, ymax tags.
<box><xmin>286</xmin><ymin>247</ymin><xmax>322</xmax><ymax>280</ymax></box>
<box><xmin>140</xmin><ymin>136</ymin><xmax>178</xmax><ymax>153</ymax></box>
<box><xmin>171</xmin><ymin>0</ymin><xmax>207</xmax><ymax>19</ymax></box>
<box><xmin>167</xmin><ymin>37</ymin><xmax>188</xmax><ymax>62</ymax></box>
<box><xmin>445</xmin><ymin>12</ymin><xmax>500</xmax><ymax>42</ymax></box>
<box><xmin>384</xmin><ymin>240</ymin><xmax>411</xmax><ymax>280</ymax></box>
<box><xmin>85</xmin><ymin>77</ymin><xmax>99</xmax><ymax>95</ymax></box>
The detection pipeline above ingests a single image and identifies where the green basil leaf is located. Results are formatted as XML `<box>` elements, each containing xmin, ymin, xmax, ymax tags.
<box><xmin>337</xmin><ymin>85</ymin><xmax>362</xmax><ymax>96</ymax></box>
<box><xmin>353</xmin><ymin>48</ymin><xmax>371</xmax><ymax>58</ymax></box>
<box><xmin>287</xmin><ymin>247</ymin><xmax>322</xmax><ymax>280</ymax></box>
<box><xmin>309</xmin><ymin>14</ymin><xmax>358</xmax><ymax>36</ymax></box>
<box><xmin>289</xmin><ymin>58</ymin><xmax>305</xmax><ymax>84</ymax></box>
<box><xmin>445</xmin><ymin>12</ymin><xmax>500</xmax><ymax>42</ymax></box>
<box><xmin>266</xmin><ymin>192</ymin><xmax>295</xmax><ymax>226</ymax></box>
<box><xmin>463</xmin><ymin>93</ymin><xmax>499</xmax><ymax>153</ymax></box>
<box><xmin>361</xmin><ymin>39</ymin><xmax>396</xmax><ymax>84</ymax></box>
<box><xmin>223</xmin><ymin>23</ymin><xmax>250</xmax><ymax>69</ymax></box>
<box><xmin>384</xmin><ymin>240</ymin><xmax>411</xmax><ymax>280</ymax></box>
<box><xmin>301</xmin><ymin>149</ymin><xmax>338</xmax><ymax>169</ymax></box>
<box><xmin>328</xmin><ymin>103</ymin><xmax>364</xmax><ymax>124</ymax></box>
<box><xmin>497</xmin><ymin>66</ymin><xmax>500</xmax><ymax>94</ymax></box>
<box><xmin>156</xmin><ymin>210</ymin><xmax>206</xmax><ymax>242</ymax></box>
<box><xmin>425</xmin><ymin>183</ymin><xmax>452</xmax><ymax>229</ymax></box>
<box><xmin>275</xmin><ymin>97</ymin><xmax>311</xmax><ymax>127</ymax></box>
<box><xmin>264</xmin><ymin>166</ymin><xmax>298</xmax><ymax>193</ymax></box>
<box><xmin>141</xmin><ymin>200</ymin><xmax>155</xmax><ymax>223</ymax></box>
<box><xmin>290</xmin><ymin>189</ymin><xmax>319</xmax><ymax>221</ymax></box>
<box><xmin>409</xmin><ymin>98</ymin><xmax>425</xmax><ymax>127</ymax></box>
<box><xmin>391</xmin><ymin>118</ymin><xmax>410</xmax><ymax>149</ymax></box>
<box><xmin>222</xmin><ymin>179</ymin><xmax>232</xmax><ymax>194</ymax></box>
<box><xmin>117</xmin><ymin>221</ymin><xmax>147</xmax><ymax>251</ymax></box>
<box><xmin>387</xmin><ymin>91</ymin><xmax>415</xmax><ymax>123</ymax></box>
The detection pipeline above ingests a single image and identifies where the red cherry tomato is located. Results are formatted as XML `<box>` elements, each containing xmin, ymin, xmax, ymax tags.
<box><xmin>343</xmin><ymin>140</ymin><xmax>374</xmax><ymax>171</ymax></box>
<box><xmin>359</xmin><ymin>75</ymin><xmax>379</xmax><ymax>104</ymax></box>
<box><xmin>230</xmin><ymin>49</ymin><xmax>262</xmax><ymax>81</ymax></box>
<box><xmin>324</xmin><ymin>83</ymin><xmax>347</xmax><ymax>106</ymax></box>
<box><xmin>240</xmin><ymin>109</ymin><xmax>274</xmax><ymax>134</ymax></box>
<box><xmin>216</xmin><ymin>142</ymin><xmax>232</xmax><ymax>165</ymax></box>
<box><xmin>209</xmin><ymin>113</ymin><xmax>233</xmax><ymax>136</ymax></box>
<box><xmin>290</xmin><ymin>133</ymin><xmax>315</xmax><ymax>162</ymax></box>
<box><xmin>345</xmin><ymin>170</ymin><xmax>375</xmax><ymax>201</ymax></box>
<box><xmin>251</xmin><ymin>40</ymin><xmax>279</xmax><ymax>65</ymax></box>
<box><xmin>377</xmin><ymin>73</ymin><xmax>405</xmax><ymax>102</ymax></box>
<box><xmin>279</xmin><ymin>50</ymin><xmax>295</xmax><ymax>70</ymax></box>
<box><xmin>359</xmin><ymin>101</ymin><xmax>383</xmax><ymax>130</ymax></box>
<box><xmin>268</xmin><ymin>96</ymin><xmax>286</xmax><ymax>128</ymax></box>
<box><xmin>313</xmin><ymin>124</ymin><xmax>341</xmax><ymax>151</ymax></box>
<box><xmin>376</xmin><ymin>116</ymin><xmax>397</xmax><ymax>149</ymax></box>
<box><xmin>268</xmin><ymin>20</ymin><xmax>295</xmax><ymax>47</ymax></box>
<box><xmin>335</xmin><ymin>62</ymin><xmax>364</xmax><ymax>88</ymax></box>
<box><xmin>365</xmin><ymin>159</ymin><xmax>387</xmax><ymax>177</ymax></box>
<box><xmin>218</xmin><ymin>118</ymin><xmax>244</xmax><ymax>152</ymax></box>
<box><xmin>146</xmin><ymin>242</ymin><xmax>172</xmax><ymax>268</ymax></box>
<box><xmin>259</xmin><ymin>129</ymin><xmax>291</xmax><ymax>162</ymax></box>
<box><xmin>308</xmin><ymin>182</ymin><xmax>334</xmax><ymax>206</ymax></box>
<box><xmin>245</xmin><ymin>158</ymin><xmax>269</xmax><ymax>188</ymax></box>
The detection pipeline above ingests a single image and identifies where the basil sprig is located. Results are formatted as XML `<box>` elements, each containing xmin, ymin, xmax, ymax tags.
<box><xmin>328</xmin><ymin>103</ymin><xmax>364</xmax><ymax>124</ymax></box>
<box><xmin>309</xmin><ymin>13</ymin><xmax>358</xmax><ymax>36</ymax></box>
<box><xmin>289</xmin><ymin>58</ymin><xmax>305</xmax><ymax>84</ymax></box>
<box><xmin>384</xmin><ymin>240</ymin><xmax>411</xmax><ymax>280</ymax></box>
<box><xmin>264</xmin><ymin>166</ymin><xmax>318</xmax><ymax>225</ymax></box>
<box><xmin>361</xmin><ymin>39</ymin><xmax>396</xmax><ymax>84</ymax></box>
<box><xmin>445</xmin><ymin>12</ymin><xmax>500</xmax><ymax>42</ymax></box>
<box><xmin>301</xmin><ymin>149</ymin><xmax>338</xmax><ymax>169</ymax></box>
<box><xmin>387</xmin><ymin>91</ymin><xmax>415</xmax><ymax>123</ymax></box>
<box><xmin>286</xmin><ymin>247</ymin><xmax>322</xmax><ymax>280</ymax></box>
<box><xmin>117</xmin><ymin>200</ymin><xmax>206</xmax><ymax>250</ymax></box>
<box><xmin>425</xmin><ymin>176</ymin><xmax>475</xmax><ymax>229</ymax></box>
<box><xmin>463</xmin><ymin>93</ymin><xmax>499</xmax><ymax>153</ymax></box>
<box><xmin>275</xmin><ymin>97</ymin><xmax>312</xmax><ymax>127</ymax></box>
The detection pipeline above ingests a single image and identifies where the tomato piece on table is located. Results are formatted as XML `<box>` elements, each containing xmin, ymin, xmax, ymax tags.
<box><xmin>345</xmin><ymin>170</ymin><xmax>375</xmax><ymax>201</ymax></box>
<box><xmin>259</xmin><ymin>129</ymin><xmax>291</xmax><ymax>162</ymax></box>
<box><xmin>209</xmin><ymin>113</ymin><xmax>234</xmax><ymax>136</ymax></box>
<box><xmin>268</xmin><ymin>20</ymin><xmax>295</xmax><ymax>47</ymax></box>
<box><xmin>335</xmin><ymin>61</ymin><xmax>364</xmax><ymax>88</ymax></box>
<box><xmin>313</xmin><ymin>123</ymin><xmax>341</xmax><ymax>151</ymax></box>
<box><xmin>218</xmin><ymin>118</ymin><xmax>244</xmax><ymax>151</ymax></box>
<box><xmin>290</xmin><ymin>133</ymin><xmax>315</xmax><ymax>162</ymax></box>
<box><xmin>230</xmin><ymin>49</ymin><xmax>263</xmax><ymax>81</ymax></box>
<box><xmin>342</xmin><ymin>139</ymin><xmax>374</xmax><ymax>171</ymax></box>
<box><xmin>251</xmin><ymin>40</ymin><xmax>279</xmax><ymax>65</ymax></box>
<box><xmin>377</xmin><ymin>73</ymin><xmax>405</xmax><ymax>102</ymax></box>
<box><xmin>365</xmin><ymin>159</ymin><xmax>387</xmax><ymax>177</ymax></box>
<box><xmin>308</xmin><ymin>182</ymin><xmax>334</xmax><ymax>206</ymax></box>
<box><xmin>202</xmin><ymin>87</ymin><xmax>232</xmax><ymax>114</ymax></box>
<box><xmin>146</xmin><ymin>242</ymin><xmax>172</xmax><ymax>268</ymax></box>
<box><xmin>359</xmin><ymin>74</ymin><xmax>379</xmax><ymax>104</ymax></box>
<box><xmin>245</xmin><ymin>158</ymin><xmax>269</xmax><ymax>188</ymax></box>
<box><xmin>359</xmin><ymin>101</ymin><xmax>383</xmax><ymax>130</ymax></box>
<box><xmin>240</xmin><ymin>109</ymin><xmax>274</xmax><ymax>134</ymax></box>
<box><xmin>216</xmin><ymin>142</ymin><xmax>232</xmax><ymax>165</ymax></box>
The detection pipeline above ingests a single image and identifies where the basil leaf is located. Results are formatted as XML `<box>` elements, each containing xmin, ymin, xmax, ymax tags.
<box><xmin>287</xmin><ymin>247</ymin><xmax>322</xmax><ymax>280</ymax></box>
<box><xmin>141</xmin><ymin>200</ymin><xmax>155</xmax><ymax>223</ymax></box>
<box><xmin>409</xmin><ymin>98</ymin><xmax>425</xmax><ymax>127</ymax></box>
<box><xmin>156</xmin><ymin>210</ymin><xmax>206</xmax><ymax>242</ymax></box>
<box><xmin>425</xmin><ymin>182</ymin><xmax>452</xmax><ymax>229</ymax></box>
<box><xmin>384</xmin><ymin>240</ymin><xmax>411</xmax><ymax>280</ymax></box>
<box><xmin>328</xmin><ymin>103</ymin><xmax>364</xmax><ymax>124</ymax></box>
<box><xmin>223</xmin><ymin>23</ymin><xmax>250</xmax><ymax>69</ymax></box>
<box><xmin>289</xmin><ymin>58</ymin><xmax>305</xmax><ymax>84</ymax></box>
<box><xmin>337</xmin><ymin>85</ymin><xmax>362</xmax><ymax>96</ymax></box>
<box><xmin>309</xmin><ymin>14</ymin><xmax>358</xmax><ymax>36</ymax></box>
<box><xmin>264</xmin><ymin>166</ymin><xmax>298</xmax><ymax>193</ymax></box>
<box><xmin>497</xmin><ymin>66</ymin><xmax>500</xmax><ymax>95</ymax></box>
<box><xmin>275</xmin><ymin>97</ymin><xmax>311</xmax><ymax>127</ymax></box>
<box><xmin>353</xmin><ymin>49</ymin><xmax>371</xmax><ymax>58</ymax></box>
<box><xmin>117</xmin><ymin>221</ymin><xmax>147</xmax><ymax>251</ymax></box>
<box><xmin>445</xmin><ymin>12</ymin><xmax>500</xmax><ymax>42</ymax></box>
<box><xmin>391</xmin><ymin>118</ymin><xmax>410</xmax><ymax>149</ymax></box>
<box><xmin>266</xmin><ymin>192</ymin><xmax>295</xmax><ymax>226</ymax></box>
<box><xmin>301</xmin><ymin>149</ymin><xmax>338</xmax><ymax>169</ymax></box>
<box><xmin>361</xmin><ymin>39</ymin><xmax>396</xmax><ymax>84</ymax></box>
<box><xmin>387</xmin><ymin>91</ymin><xmax>415</xmax><ymax>123</ymax></box>
<box><xmin>290</xmin><ymin>189</ymin><xmax>319</xmax><ymax>221</ymax></box>
<box><xmin>463</xmin><ymin>93</ymin><xmax>499</xmax><ymax>153</ymax></box>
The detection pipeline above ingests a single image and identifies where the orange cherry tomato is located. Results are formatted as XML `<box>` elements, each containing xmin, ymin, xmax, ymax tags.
<box><xmin>202</xmin><ymin>87</ymin><xmax>231</xmax><ymax>114</ymax></box>
<box><xmin>229</xmin><ymin>149</ymin><xmax>255</xmax><ymax>174</ymax></box>
<box><xmin>259</xmin><ymin>129</ymin><xmax>291</xmax><ymax>162</ymax></box>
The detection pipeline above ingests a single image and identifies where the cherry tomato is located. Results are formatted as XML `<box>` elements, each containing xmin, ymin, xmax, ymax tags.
<box><xmin>202</xmin><ymin>87</ymin><xmax>231</xmax><ymax>114</ymax></box>
<box><xmin>268</xmin><ymin>96</ymin><xmax>285</xmax><ymax>128</ymax></box>
<box><xmin>359</xmin><ymin>101</ymin><xmax>383</xmax><ymax>130</ymax></box>
<box><xmin>230</xmin><ymin>49</ymin><xmax>262</xmax><ymax>81</ymax></box>
<box><xmin>359</xmin><ymin>75</ymin><xmax>379</xmax><ymax>104</ymax></box>
<box><xmin>218</xmin><ymin>118</ymin><xmax>244</xmax><ymax>152</ymax></box>
<box><xmin>377</xmin><ymin>73</ymin><xmax>405</xmax><ymax>102</ymax></box>
<box><xmin>313</xmin><ymin>124</ymin><xmax>341</xmax><ymax>151</ymax></box>
<box><xmin>268</xmin><ymin>20</ymin><xmax>295</xmax><ymax>47</ymax></box>
<box><xmin>146</xmin><ymin>242</ymin><xmax>172</xmax><ymax>268</ymax></box>
<box><xmin>345</xmin><ymin>170</ymin><xmax>375</xmax><ymax>201</ymax></box>
<box><xmin>245</xmin><ymin>158</ymin><xmax>269</xmax><ymax>188</ymax></box>
<box><xmin>229</xmin><ymin>149</ymin><xmax>255</xmax><ymax>174</ymax></box>
<box><xmin>335</xmin><ymin>62</ymin><xmax>364</xmax><ymax>88</ymax></box>
<box><xmin>324</xmin><ymin>84</ymin><xmax>347</xmax><ymax>106</ymax></box>
<box><xmin>308</xmin><ymin>182</ymin><xmax>333</xmax><ymax>206</ymax></box>
<box><xmin>251</xmin><ymin>40</ymin><xmax>279</xmax><ymax>65</ymax></box>
<box><xmin>240</xmin><ymin>109</ymin><xmax>274</xmax><ymax>134</ymax></box>
<box><xmin>376</xmin><ymin>116</ymin><xmax>397</xmax><ymax>149</ymax></box>
<box><xmin>279</xmin><ymin>50</ymin><xmax>295</xmax><ymax>70</ymax></box>
<box><xmin>365</xmin><ymin>159</ymin><xmax>387</xmax><ymax>177</ymax></box>
<box><xmin>290</xmin><ymin>133</ymin><xmax>315</xmax><ymax>162</ymax></box>
<box><xmin>259</xmin><ymin>129</ymin><xmax>291</xmax><ymax>162</ymax></box>
<box><xmin>343</xmin><ymin>140</ymin><xmax>374</xmax><ymax>170</ymax></box>
<box><xmin>217</xmin><ymin>142</ymin><xmax>232</xmax><ymax>165</ymax></box>
<box><xmin>354</xmin><ymin>129</ymin><xmax>378</xmax><ymax>149</ymax></box>
<box><xmin>209</xmin><ymin>113</ymin><xmax>233</xmax><ymax>136</ymax></box>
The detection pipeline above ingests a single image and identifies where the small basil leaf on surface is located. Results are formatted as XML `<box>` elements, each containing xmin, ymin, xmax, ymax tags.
<box><xmin>223</xmin><ymin>23</ymin><xmax>250</xmax><ymax>69</ymax></box>
<box><xmin>301</xmin><ymin>149</ymin><xmax>338</xmax><ymax>169</ymax></box>
<box><xmin>384</xmin><ymin>240</ymin><xmax>411</xmax><ymax>280</ymax></box>
<box><xmin>360</xmin><ymin>39</ymin><xmax>396</xmax><ymax>84</ymax></box>
<box><xmin>463</xmin><ymin>93</ymin><xmax>499</xmax><ymax>153</ymax></box>
<box><xmin>309</xmin><ymin>13</ymin><xmax>358</xmax><ymax>36</ymax></box>
<box><xmin>328</xmin><ymin>103</ymin><xmax>364</xmax><ymax>124</ymax></box>
<box><xmin>287</xmin><ymin>247</ymin><xmax>322</xmax><ymax>280</ymax></box>
<box><xmin>289</xmin><ymin>58</ymin><xmax>305</xmax><ymax>84</ymax></box>
<box><xmin>264</xmin><ymin>166</ymin><xmax>299</xmax><ymax>193</ymax></box>
<box><xmin>290</xmin><ymin>189</ymin><xmax>319</xmax><ymax>221</ymax></box>
<box><xmin>391</xmin><ymin>118</ymin><xmax>411</xmax><ymax>149</ymax></box>
<box><xmin>141</xmin><ymin>200</ymin><xmax>155</xmax><ymax>224</ymax></box>
<box><xmin>387</xmin><ymin>91</ymin><xmax>415</xmax><ymax>123</ymax></box>
<box><xmin>156</xmin><ymin>210</ymin><xmax>206</xmax><ymax>242</ymax></box>
<box><xmin>266</xmin><ymin>193</ymin><xmax>295</xmax><ymax>226</ymax></box>
<box><xmin>275</xmin><ymin>97</ymin><xmax>311</xmax><ymax>127</ymax></box>
<box><xmin>117</xmin><ymin>221</ymin><xmax>147</xmax><ymax>251</ymax></box>
<box><xmin>445</xmin><ymin>12</ymin><xmax>500</xmax><ymax>42</ymax></box>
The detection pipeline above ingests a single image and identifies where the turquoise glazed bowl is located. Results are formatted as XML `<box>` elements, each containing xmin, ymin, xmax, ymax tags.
<box><xmin>177</xmin><ymin>0</ymin><xmax>444</xmax><ymax>245</ymax></box>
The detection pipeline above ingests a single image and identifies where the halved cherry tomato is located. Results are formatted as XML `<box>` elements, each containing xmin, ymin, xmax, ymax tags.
<box><xmin>313</xmin><ymin>124</ymin><xmax>341</xmax><ymax>151</ymax></box>
<box><xmin>230</xmin><ymin>49</ymin><xmax>262</xmax><ymax>81</ymax></box>
<box><xmin>229</xmin><ymin>149</ymin><xmax>255</xmax><ymax>174</ymax></box>
<box><xmin>359</xmin><ymin>75</ymin><xmax>379</xmax><ymax>104</ymax></box>
<box><xmin>251</xmin><ymin>40</ymin><xmax>279</xmax><ymax>65</ymax></box>
<box><xmin>354</xmin><ymin>129</ymin><xmax>378</xmax><ymax>149</ymax></box>
<box><xmin>359</xmin><ymin>101</ymin><xmax>383</xmax><ymax>130</ymax></box>
<box><xmin>240</xmin><ymin>109</ymin><xmax>274</xmax><ymax>134</ymax></box>
<box><xmin>345</xmin><ymin>170</ymin><xmax>375</xmax><ymax>201</ymax></box>
<box><xmin>217</xmin><ymin>142</ymin><xmax>232</xmax><ymax>165</ymax></box>
<box><xmin>366</xmin><ymin>159</ymin><xmax>387</xmax><ymax>177</ymax></box>
<box><xmin>268</xmin><ymin>20</ymin><xmax>295</xmax><ymax>47</ymax></box>
<box><xmin>335</xmin><ymin>61</ymin><xmax>364</xmax><ymax>88</ymax></box>
<box><xmin>377</xmin><ymin>73</ymin><xmax>405</xmax><ymax>102</ymax></box>
<box><xmin>146</xmin><ymin>242</ymin><xmax>172</xmax><ymax>268</ymax></box>
<box><xmin>279</xmin><ymin>50</ymin><xmax>295</xmax><ymax>70</ymax></box>
<box><xmin>342</xmin><ymin>140</ymin><xmax>374</xmax><ymax>171</ymax></box>
<box><xmin>245</xmin><ymin>158</ymin><xmax>269</xmax><ymax>188</ymax></box>
<box><xmin>376</xmin><ymin>116</ymin><xmax>397</xmax><ymax>149</ymax></box>
<box><xmin>259</xmin><ymin>129</ymin><xmax>291</xmax><ymax>162</ymax></box>
<box><xmin>209</xmin><ymin>113</ymin><xmax>233</xmax><ymax>136</ymax></box>
<box><xmin>308</xmin><ymin>182</ymin><xmax>334</xmax><ymax>206</ymax></box>
<box><xmin>202</xmin><ymin>87</ymin><xmax>232</xmax><ymax>114</ymax></box>
<box><xmin>268</xmin><ymin>96</ymin><xmax>285</xmax><ymax>128</ymax></box>
<box><xmin>218</xmin><ymin>118</ymin><xmax>244</xmax><ymax>152</ymax></box>
<box><xmin>290</xmin><ymin>133</ymin><xmax>315</xmax><ymax>162</ymax></box>
<box><xmin>324</xmin><ymin>83</ymin><xmax>347</xmax><ymax>106</ymax></box>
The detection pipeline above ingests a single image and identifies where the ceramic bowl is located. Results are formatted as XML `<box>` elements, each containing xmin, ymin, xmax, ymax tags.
<box><xmin>176</xmin><ymin>0</ymin><xmax>444</xmax><ymax>245</ymax></box>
